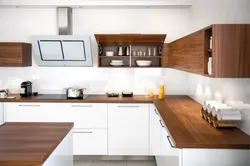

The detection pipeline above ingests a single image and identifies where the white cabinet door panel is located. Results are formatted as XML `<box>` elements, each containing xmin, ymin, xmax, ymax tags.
<box><xmin>0</xmin><ymin>103</ymin><xmax>3</xmax><ymax>123</ymax></box>
<box><xmin>108</xmin><ymin>104</ymin><xmax>149</xmax><ymax>155</ymax></box>
<box><xmin>4</xmin><ymin>103</ymin><xmax>45</xmax><ymax>122</ymax></box>
<box><xmin>68</xmin><ymin>103</ymin><xmax>107</xmax><ymax>129</ymax></box>
<box><xmin>73</xmin><ymin>129</ymin><xmax>107</xmax><ymax>155</ymax></box>
<box><xmin>4</xmin><ymin>103</ymin><xmax>69</xmax><ymax>122</ymax></box>
<box><xmin>161</xmin><ymin>124</ymin><xmax>180</xmax><ymax>157</ymax></box>
<box><xmin>150</xmin><ymin>104</ymin><xmax>161</xmax><ymax>156</ymax></box>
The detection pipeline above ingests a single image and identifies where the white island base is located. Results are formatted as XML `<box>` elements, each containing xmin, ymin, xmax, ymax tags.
<box><xmin>43</xmin><ymin>130</ymin><xmax>73</xmax><ymax>166</ymax></box>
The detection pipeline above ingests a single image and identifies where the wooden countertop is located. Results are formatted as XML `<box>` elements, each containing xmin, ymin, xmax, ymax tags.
<box><xmin>154</xmin><ymin>96</ymin><xmax>250</xmax><ymax>149</ymax></box>
<box><xmin>0</xmin><ymin>94</ymin><xmax>249</xmax><ymax>149</ymax></box>
<box><xmin>0</xmin><ymin>94</ymin><xmax>154</xmax><ymax>103</ymax></box>
<box><xmin>0</xmin><ymin>122</ymin><xmax>73</xmax><ymax>166</ymax></box>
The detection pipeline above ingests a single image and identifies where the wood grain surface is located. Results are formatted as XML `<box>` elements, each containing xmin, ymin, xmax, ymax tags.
<box><xmin>154</xmin><ymin>96</ymin><xmax>250</xmax><ymax>149</ymax></box>
<box><xmin>0</xmin><ymin>94</ymin><xmax>155</xmax><ymax>103</ymax></box>
<box><xmin>0</xmin><ymin>122</ymin><xmax>73</xmax><ymax>166</ymax></box>
<box><xmin>166</xmin><ymin>29</ymin><xmax>205</xmax><ymax>74</ymax></box>
<box><xmin>0</xmin><ymin>95</ymin><xmax>249</xmax><ymax>149</ymax></box>
<box><xmin>95</xmin><ymin>34</ymin><xmax>166</xmax><ymax>45</ymax></box>
<box><xmin>0</xmin><ymin>42</ymin><xmax>32</xmax><ymax>67</ymax></box>
<box><xmin>212</xmin><ymin>24</ymin><xmax>250</xmax><ymax>78</ymax></box>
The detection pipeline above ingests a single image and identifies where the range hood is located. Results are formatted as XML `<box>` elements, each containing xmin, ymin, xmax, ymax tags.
<box><xmin>32</xmin><ymin>7</ymin><xmax>93</xmax><ymax>67</ymax></box>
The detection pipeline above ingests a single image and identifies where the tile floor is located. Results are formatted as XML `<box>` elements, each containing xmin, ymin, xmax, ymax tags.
<box><xmin>74</xmin><ymin>160</ymin><xmax>157</xmax><ymax>166</ymax></box>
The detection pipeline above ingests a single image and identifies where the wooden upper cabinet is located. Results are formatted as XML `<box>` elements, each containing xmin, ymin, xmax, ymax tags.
<box><xmin>95</xmin><ymin>34</ymin><xmax>167</xmax><ymax>68</ymax></box>
<box><xmin>164</xmin><ymin>24</ymin><xmax>250</xmax><ymax>78</ymax></box>
<box><xmin>163</xmin><ymin>30</ymin><xmax>205</xmax><ymax>73</ymax></box>
<box><xmin>0</xmin><ymin>42</ymin><xmax>32</xmax><ymax>67</ymax></box>
<box><xmin>212</xmin><ymin>24</ymin><xmax>250</xmax><ymax>78</ymax></box>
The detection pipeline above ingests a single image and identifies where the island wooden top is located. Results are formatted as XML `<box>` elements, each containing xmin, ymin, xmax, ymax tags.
<box><xmin>0</xmin><ymin>94</ymin><xmax>249</xmax><ymax>149</ymax></box>
<box><xmin>0</xmin><ymin>122</ymin><xmax>73</xmax><ymax>166</ymax></box>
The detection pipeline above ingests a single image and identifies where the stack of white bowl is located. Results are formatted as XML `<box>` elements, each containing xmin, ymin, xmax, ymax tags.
<box><xmin>110</xmin><ymin>60</ymin><xmax>124</xmax><ymax>66</ymax></box>
<box><xmin>136</xmin><ymin>60</ymin><xmax>152</xmax><ymax>67</ymax></box>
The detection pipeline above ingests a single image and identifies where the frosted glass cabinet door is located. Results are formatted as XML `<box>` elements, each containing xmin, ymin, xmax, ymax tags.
<box><xmin>108</xmin><ymin>104</ymin><xmax>150</xmax><ymax>155</ymax></box>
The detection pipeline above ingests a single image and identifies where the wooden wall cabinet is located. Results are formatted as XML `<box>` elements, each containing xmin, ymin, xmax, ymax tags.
<box><xmin>0</xmin><ymin>42</ymin><xmax>32</xmax><ymax>67</ymax></box>
<box><xmin>95</xmin><ymin>34</ymin><xmax>167</xmax><ymax>68</ymax></box>
<box><xmin>165</xmin><ymin>24</ymin><xmax>250</xmax><ymax>78</ymax></box>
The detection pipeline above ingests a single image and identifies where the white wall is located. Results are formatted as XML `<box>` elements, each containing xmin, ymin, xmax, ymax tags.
<box><xmin>187</xmin><ymin>0</ymin><xmax>250</xmax><ymax>135</ymax></box>
<box><xmin>0</xmin><ymin>8</ymin><xmax>189</xmax><ymax>94</ymax></box>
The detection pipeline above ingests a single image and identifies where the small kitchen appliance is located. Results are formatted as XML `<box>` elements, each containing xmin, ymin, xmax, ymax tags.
<box><xmin>20</xmin><ymin>81</ymin><xmax>32</xmax><ymax>97</ymax></box>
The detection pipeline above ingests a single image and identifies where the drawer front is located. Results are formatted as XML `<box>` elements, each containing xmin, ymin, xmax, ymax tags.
<box><xmin>69</xmin><ymin>103</ymin><xmax>107</xmax><ymax>129</ymax></box>
<box><xmin>4</xmin><ymin>103</ymin><xmax>44</xmax><ymax>122</ymax></box>
<box><xmin>4</xmin><ymin>103</ymin><xmax>70</xmax><ymax>122</ymax></box>
<box><xmin>161</xmin><ymin>127</ymin><xmax>180</xmax><ymax>157</ymax></box>
<box><xmin>73</xmin><ymin>129</ymin><xmax>107</xmax><ymax>155</ymax></box>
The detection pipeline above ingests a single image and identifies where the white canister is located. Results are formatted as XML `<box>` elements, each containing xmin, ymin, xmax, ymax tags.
<box><xmin>208</xmin><ymin>57</ymin><xmax>212</xmax><ymax>75</ymax></box>
<box><xmin>210</xmin><ymin>36</ymin><xmax>212</xmax><ymax>49</ymax></box>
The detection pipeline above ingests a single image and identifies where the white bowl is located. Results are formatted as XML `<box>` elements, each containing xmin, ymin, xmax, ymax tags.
<box><xmin>110</xmin><ymin>63</ymin><xmax>124</xmax><ymax>66</ymax></box>
<box><xmin>136</xmin><ymin>60</ymin><xmax>152</xmax><ymax>67</ymax></box>
<box><xmin>111</xmin><ymin>60</ymin><xmax>123</xmax><ymax>63</ymax></box>
<box><xmin>106</xmin><ymin>52</ymin><xmax>114</xmax><ymax>56</ymax></box>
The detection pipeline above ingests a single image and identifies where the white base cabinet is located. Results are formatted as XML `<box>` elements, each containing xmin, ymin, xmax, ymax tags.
<box><xmin>2</xmin><ymin>101</ymin><xmax>249</xmax><ymax>165</ymax></box>
<box><xmin>3</xmin><ymin>102</ymin><xmax>108</xmax><ymax>156</ymax></box>
<box><xmin>43</xmin><ymin>130</ymin><xmax>73</xmax><ymax>166</ymax></box>
<box><xmin>151</xmin><ymin>106</ymin><xmax>250</xmax><ymax>166</ymax></box>
<box><xmin>108</xmin><ymin>104</ymin><xmax>150</xmax><ymax>155</ymax></box>
<box><xmin>73</xmin><ymin>129</ymin><xmax>108</xmax><ymax>155</ymax></box>
<box><xmin>149</xmin><ymin>104</ymin><xmax>161</xmax><ymax>156</ymax></box>
<box><xmin>0</xmin><ymin>103</ymin><xmax>3</xmax><ymax>123</ymax></box>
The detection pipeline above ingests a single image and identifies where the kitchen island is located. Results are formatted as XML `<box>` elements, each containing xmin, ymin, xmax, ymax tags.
<box><xmin>0</xmin><ymin>122</ymin><xmax>73</xmax><ymax>166</ymax></box>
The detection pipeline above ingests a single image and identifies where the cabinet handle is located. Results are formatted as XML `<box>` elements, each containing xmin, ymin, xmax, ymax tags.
<box><xmin>73</xmin><ymin>131</ymin><xmax>93</xmax><ymax>134</ymax></box>
<box><xmin>159</xmin><ymin>120</ymin><xmax>165</xmax><ymax>127</ymax></box>
<box><xmin>118</xmin><ymin>105</ymin><xmax>139</xmax><ymax>108</ymax></box>
<box><xmin>18</xmin><ymin>105</ymin><xmax>40</xmax><ymax>107</ymax></box>
<box><xmin>167</xmin><ymin>136</ymin><xmax>175</xmax><ymax>148</ymax></box>
<box><xmin>71</xmin><ymin>105</ymin><xmax>92</xmax><ymax>108</ymax></box>
<box><xmin>154</xmin><ymin>109</ymin><xmax>158</xmax><ymax>115</ymax></box>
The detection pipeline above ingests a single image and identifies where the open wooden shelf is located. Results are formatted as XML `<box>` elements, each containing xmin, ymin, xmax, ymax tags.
<box><xmin>95</xmin><ymin>34</ymin><xmax>167</xmax><ymax>68</ymax></box>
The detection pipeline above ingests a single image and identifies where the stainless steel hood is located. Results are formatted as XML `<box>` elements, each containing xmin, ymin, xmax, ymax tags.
<box><xmin>57</xmin><ymin>7</ymin><xmax>72</xmax><ymax>35</ymax></box>
<box><xmin>32</xmin><ymin>7</ymin><xmax>93</xmax><ymax>67</ymax></box>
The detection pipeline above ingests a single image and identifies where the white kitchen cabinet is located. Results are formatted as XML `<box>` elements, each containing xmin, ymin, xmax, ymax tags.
<box><xmin>108</xmin><ymin>104</ymin><xmax>150</xmax><ymax>155</ymax></box>
<box><xmin>0</xmin><ymin>103</ymin><xmax>3</xmax><ymax>123</ymax></box>
<box><xmin>43</xmin><ymin>130</ymin><xmax>73</xmax><ymax>166</ymax></box>
<box><xmin>149</xmin><ymin>104</ymin><xmax>161</xmax><ymax>156</ymax></box>
<box><xmin>4</xmin><ymin>103</ymin><xmax>70</xmax><ymax>122</ymax></box>
<box><xmin>67</xmin><ymin>103</ymin><xmax>107</xmax><ymax>129</ymax></box>
<box><xmin>73</xmin><ymin>129</ymin><xmax>107</xmax><ymax>155</ymax></box>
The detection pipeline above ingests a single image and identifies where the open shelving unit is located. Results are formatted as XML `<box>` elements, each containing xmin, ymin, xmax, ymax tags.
<box><xmin>204</xmin><ymin>26</ymin><xmax>213</xmax><ymax>75</ymax></box>
<box><xmin>94</xmin><ymin>34</ymin><xmax>166</xmax><ymax>68</ymax></box>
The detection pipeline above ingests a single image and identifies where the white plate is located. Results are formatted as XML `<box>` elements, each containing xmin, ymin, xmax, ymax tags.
<box><xmin>110</xmin><ymin>63</ymin><xmax>124</xmax><ymax>66</ymax></box>
<box><xmin>111</xmin><ymin>60</ymin><xmax>123</xmax><ymax>63</ymax></box>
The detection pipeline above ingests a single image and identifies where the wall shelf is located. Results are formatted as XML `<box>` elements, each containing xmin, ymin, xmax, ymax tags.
<box><xmin>95</xmin><ymin>34</ymin><xmax>167</xmax><ymax>68</ymax></box>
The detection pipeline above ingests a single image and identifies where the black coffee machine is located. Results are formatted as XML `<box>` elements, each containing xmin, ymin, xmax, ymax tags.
<box><xmin>20</xmin><ymin>81</ymin><xmax>32</xmax><ymax>97</ymax></box>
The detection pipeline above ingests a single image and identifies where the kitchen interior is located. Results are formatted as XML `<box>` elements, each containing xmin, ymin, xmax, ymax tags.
<box><xmin>0</xmin><ymin>0</ymin><xmax>250</xmax><ymax>166</ymax></box>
